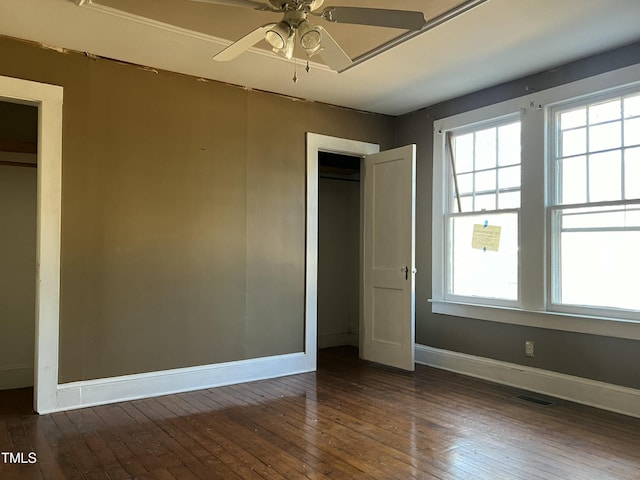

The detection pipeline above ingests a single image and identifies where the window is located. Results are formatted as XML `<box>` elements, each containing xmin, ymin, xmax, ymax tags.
<box><xmin>550</xmin><ymin>91</ymin><xmax>640</xmax><ymax>313</ymax></box>
<box><xmin>431</xmin><ymin>64</ymin><xmax>640</xmax><ymax>339</ymax></box>
<box><xmin>446</xmin><ymin>119</ymin><xmax>520</xmax><ymax>302</ymax></box>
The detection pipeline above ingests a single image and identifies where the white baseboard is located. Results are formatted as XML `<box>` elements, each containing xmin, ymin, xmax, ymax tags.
<box><xmin>50</xmin><ymin>352</ymin><xmax>313</xmax><ymax>414</ymax></box>
<box><xmin>0</xmin><ymin>364</ymin><xmax>33</xmax><ymax>390</ymax></box>
<box><xmin>415</xmin><ymin>344</ymin><xmax>640</xmax><ymax>419</ymax></box>
<box><xmin>318</xmin><ymin>332</ymin><xmax>358</xmax><ymax>349</ymax></box>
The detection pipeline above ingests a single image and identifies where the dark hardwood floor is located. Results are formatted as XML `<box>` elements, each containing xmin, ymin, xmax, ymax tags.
<box><xmin>1</xmin><ymin>347</ymin><xmax>640</xmax><ymax>479</ymax></box>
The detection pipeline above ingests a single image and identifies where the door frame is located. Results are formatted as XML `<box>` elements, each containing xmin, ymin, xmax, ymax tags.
<box><xmin>305</xmin><ymin>133</ymin><xmax>379</xmax><ymax>368</ymax></box>
<box><xmin>0</xmin><ymin>75</ymin><xmax>63</xmax><ymax>413</ymax></box>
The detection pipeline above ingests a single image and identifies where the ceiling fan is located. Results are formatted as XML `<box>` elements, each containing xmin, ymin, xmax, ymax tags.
<box><xmin>190</xmin><ymin>0</ymin><xmax>427</xmax><ymax>72</ymax></box>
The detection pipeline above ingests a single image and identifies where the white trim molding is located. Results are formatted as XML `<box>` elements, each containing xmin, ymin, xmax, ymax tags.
<box><xmin>52</xmin><ymin>352</ymin><xmax>312</xmax><ymax>413</ymax></box>
<box><xmin>431</xmin><ymin>300</ymin><xmax>640</xmax><ymax>341</ymax></box>
<box><xmin>415</xmin><ymin>344</ymin><xmax>640</xmax><ymax>419</ymax></box>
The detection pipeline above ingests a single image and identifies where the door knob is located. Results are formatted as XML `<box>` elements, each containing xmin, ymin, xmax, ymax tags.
<box><xmin>402</xmin><ymin>266</ymin><xmax>409</xmax><ymax>280</ymax></box>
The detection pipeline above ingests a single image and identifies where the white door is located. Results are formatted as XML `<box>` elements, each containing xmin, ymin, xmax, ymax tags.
<box><xmin>362</xmin><ymin>145</ymin><xmax>416</xmax><ymax>371</ymax></box>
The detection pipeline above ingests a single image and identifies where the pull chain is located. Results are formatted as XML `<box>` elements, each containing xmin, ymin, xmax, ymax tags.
<box><xmin>293</xmin><ymin>55</ymin><xmax>298</xmax><ymax>83</ymax></box>
<box><xmin>292</xmin><ymin>30</ymin><xmax>298</xmax><ymax>83</ymax></box>
<box><xmin>290</xmin><ymin>30</ymin><xmax>312</xmax><ymax>82</ymax></box>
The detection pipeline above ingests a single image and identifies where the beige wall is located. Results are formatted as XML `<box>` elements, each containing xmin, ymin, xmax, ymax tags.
<box><xmin>0</xmin><ymin>162</ymin><xmax>37</xmax><ymax>389</ymax></box>
<box><xmin>0</xmin><ymin>36</ymin><xmax>394</xmax><ymax>383</ymax></box>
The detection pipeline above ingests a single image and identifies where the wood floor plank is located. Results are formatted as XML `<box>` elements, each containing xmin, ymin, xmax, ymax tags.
<box><xmin>224</xmin><ymin>383</ymin><xmax>379</xmax><ymax>480</ymax></box>
<box><xmin>158</xmin><ymin>393</ymin><xmax>280</xmax><ymax>480</ymax></box>
<box><xmin>1</xmin><ymin>347</ymin><xmax>639</xmax><ymax>479</ymax></box>
<box><xmin>277</xmin><ymin>376</ymin><xmax>556</xmax><ymax>479</ymax></box>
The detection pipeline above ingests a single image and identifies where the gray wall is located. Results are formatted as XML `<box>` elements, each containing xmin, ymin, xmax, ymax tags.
<box><xmin>394</xmin><ymin>41</ymin><xmax>640</xmax><ymax>390</ymax></box>
<box><xmin>0</xmin><ymin>35</ymin><xmax>395</xmax><ymax>383</ymax></box>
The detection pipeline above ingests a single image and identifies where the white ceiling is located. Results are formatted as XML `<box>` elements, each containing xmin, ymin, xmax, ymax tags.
<box><xmin>1</xmin><ymin>0</ymin><xmax>639</xmax><ymax>116</ymax></box>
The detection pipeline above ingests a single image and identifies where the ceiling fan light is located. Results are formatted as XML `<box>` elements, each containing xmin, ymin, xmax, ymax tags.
<box><xmin>304</xmin><ymin>42</ymin><xmax>324</xmax><ymax>58</ymax></box>
<box><xmin>298</xmin><ymin>21</ymin><xmax>321</xmax><ymax>50</ymax></box>
<box><xmin>301</xmin><ymin>30</ymin><xmax>321</xmax><ymax>50</ymax></box>
<box><xmin>265</xmin><ymin>21</ymin><xmax>292</xmax><ymax>50</ymax></box>
<box><xmin>273</xmin><ymin>37</ymin><xmax>295</xmax><ymax>60</ymax></box>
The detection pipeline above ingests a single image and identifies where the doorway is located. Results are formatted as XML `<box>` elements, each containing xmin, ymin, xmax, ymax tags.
<box><xmin>306</xmin><ymin>133</ymin><xmax>416</xmax><ymax>372</ymax></box>
<box><xmin>0</xmin><ymin>101</ymin><xmax>38</xmax><ymax>410</ymax></box>
<box><xmin>305</xmin><ymin>133</ymin><xmax>379</xmax><ymax>370</ymax></box>
<box><xmin>317</xmin><ymin>152</ymin><xmax>361</xmax><ymax>350</ymax></box>
<box><xmin>0</xmin><ymin>75</ymin><xmax>63</xmax><ymax>414</ymax></box>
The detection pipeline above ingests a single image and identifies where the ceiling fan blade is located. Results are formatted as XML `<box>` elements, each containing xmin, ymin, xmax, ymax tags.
<box><xmin>316</xmin><ymin>26</ymin><xmax>352</xmax><ymax>72</ymax></box>
<box><xmin>189</xmin><ymin>0</ymin><xmax>274</xmax><ymax>11</ymax></box>
<box><xmin>319</xmin><ymin>7</ymin><xmax>426</xmax><ymax>31</ymax></box>
<box><xmin>213</xmin><ymin>24</ymin><xmax>275</xmax><ymax>61</ymax></box>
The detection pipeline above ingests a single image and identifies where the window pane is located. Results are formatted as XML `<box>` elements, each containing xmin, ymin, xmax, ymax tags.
<box><xmin>624</xmin><ymin>94</ymin><xmax>640</xmax><ymax>118</ymax></box>
<box><xmin>457</xmin><ymin>172</ymin><xmax>474</xmax><ymax>194</ymax></box>
<box><xmin>455</xmin><ymin>133</ymin><xmax>474</xmax><ymax>172</ymax></box>
<box><xmin>498</xmin><ymin>191</ymin><xmax>520</xmax><ymax>209</ymax></box>
<box><xmin>624</xmin><ymin>117</ymin><xmax>640</xmax><ymax>147</ymax></box>
<box><xmin>475</xmin><ymin>193</ymin><xmax>496</xmax><ymax>211</ymax></box>
<box><xmin>450</xmin><ymin>213</ymin><xmax>518</xmax><ymax>300</ymax></box>
<box><xmin>560</xmin><ymin>108</ymin><xmax>586</xmax><ymax>129</ymax></box>
<box><xmin>498</xmin><ymin>165</ymin><xmax>520</xmax><ymax>189</ymax></box>
<box><xmin>626</xmin><ymin>208</ymin><xmax>640</xmax><ymax>225</ymax></box>
<box><xmin>562</xmin><ymin>128</ymin><xmax>586</xmax><ymax>157</ymax></box>
<box><xmin>625</xmin><ymin>147</ymin><xmax>640</xmax><ymax>199</ymax></box>
<box><xmin>589</xmin><ymin>99</ymin><xmax>621</xmax><ymax>124</ymax></box>
<box><xmin>460</xmin><ymin>196</ymin><xmax>473</xmax><ymax>213</ymax></box>
<box><xmin>589</xmin><ymin>151</ymin><xmax>622</xmax><ymax>202</ymax></box>
<box><xmin>475</xmin><ymin>128</ymin><xmax>497</xmax><ymax>170</ymax></box>
<box><xmin>589</xmin><ymin>122</ymin><xmax>621</xmax><ymax>152</ymax></box>
<box><xmin>475</xmin><ymin>169</ymin><xmax>496</xmax><ymax>192</ymax></box>
<box><xmin>554</xmin><ymin>207</ymin><xmax>640</xmax><ymax>311</ymax></box>
<box><xmin>558</xmin><ymin>231</ymin><xmax>640</xmax><ymax>311</ymax></box>
<box><xmin>559</xmin><ymin>156</ymin><xmax>587</xmax><ymax>204</ymax></box>
<box><xmin>498</xmin><ymin>122</ymin><xmax>520</xmax><ymax>166</ymax></box>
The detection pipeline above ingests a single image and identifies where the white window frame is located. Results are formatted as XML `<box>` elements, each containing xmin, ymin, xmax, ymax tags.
<box><xmin>443</xmin><ymin>114</ymin><xmax>523</xmax><ymax>307</ymax></box>
<box><xmin>548</xmin><ymin>87</ymin><xmax>640</xmax><ymax>320</ymax></box>
<box><xmin>431</xmin><ymin>63</ymin><xmax>640</xmax><ymax>341</ymax></box>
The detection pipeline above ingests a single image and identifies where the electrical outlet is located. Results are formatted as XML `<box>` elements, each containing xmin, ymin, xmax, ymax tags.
<box><xmin>525</xmin><ymin>340</ymin><xmax>535</xmax><ymax>358</ymax></box>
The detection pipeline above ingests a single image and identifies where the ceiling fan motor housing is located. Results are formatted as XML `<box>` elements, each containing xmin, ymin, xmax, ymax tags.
<box><xmin>268</xmin><ymin>0</ymin><xmax>324</xmax><ymax>12</ymax></box>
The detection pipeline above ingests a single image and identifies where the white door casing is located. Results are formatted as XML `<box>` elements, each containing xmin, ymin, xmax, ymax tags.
<box><xmin>0</xmin><ymin>75</ymin><xmax>63</xmax><ymax>413</ymax></box>
<box><xmin>362</xmin><ymin>145</ymin><xmax>416</xmax><ymax>371</ymax></box>
<box><xmin>306</xmin><ymin>134</ymin><xmax>416</xmax><ymax>372</ymax></box>
<box><xmin>306</xmin><ymin>133</ymin><xmax>379</xmax><ymax>370</ymax></box>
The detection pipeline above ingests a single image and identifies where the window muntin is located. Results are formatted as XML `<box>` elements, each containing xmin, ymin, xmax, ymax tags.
<box><xmin>554</xmin><ymin>93</ymin><xmax>640</xmax><ymax>205</ymax></box>
<box><xmin>551</xmin><ymin>90</ymin><xmax>640</xmax><ymax>313</ymax></box>
<box><xmin>451</xmin><ymin>121</ymin><xmax>521</xmax><ymax>214</ymax></box>
<box><xmin>445</xmin><ymin>119</ymin><xmax>521</xmax><ymax>302</ymax></box>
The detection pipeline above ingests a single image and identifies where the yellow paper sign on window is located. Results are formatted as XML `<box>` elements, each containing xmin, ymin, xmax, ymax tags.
<box><xmin>472</xmin><ymin>224</ymin><xmax>501</xmax><ymax>251</ymax></box>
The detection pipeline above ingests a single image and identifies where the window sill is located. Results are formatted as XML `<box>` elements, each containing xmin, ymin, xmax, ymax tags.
<box><xmin>429</xmin><ymin>300</ymin><xmax>640</xmax><ymax>341</ymax></box>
